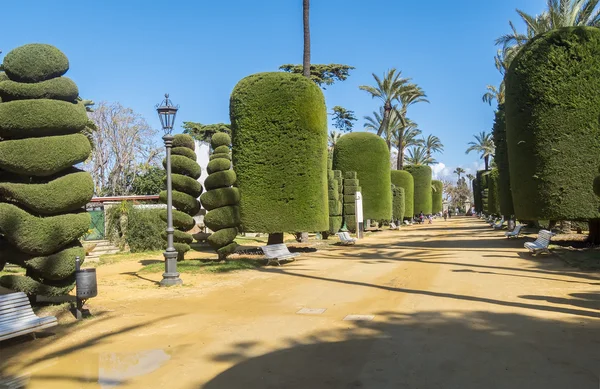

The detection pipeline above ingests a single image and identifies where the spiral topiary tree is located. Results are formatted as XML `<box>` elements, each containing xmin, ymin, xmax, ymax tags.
<box><xmin>200</xmin><ymin>133</ymin><xmax>240</xmax><ymax>259</ymax></box>
<box><xmin>405</xmin><ymin>165</ymin><xmax>432</xmax><ymax>215</ymax></box>
<box><xmin>159</xmin><ymin>134</ymin><xmax>202</xmax><ymax>260</ymax></box>
<box><xmin>0</xmin><ymin>44</ymin><xmax>93</xmax><ymax>296</ymax></box>
<box><xmin>391</xmin><ymin>170</ymin><xmax>414</xmax><ymax>220</ymax></box>
<box><xmin>230</xmin><ymin>72</ymin><xmax>329</xmax><ymax>244</ymax></box>
<box><xmin>505</xmin><ymin>26</ymin><xmax>600</xmax><ymax>242</ymax></box>
<box><xmin>392</xmin><ymin>186</ymin><xmax>405</xmax><ymax>223</ymax></box>
<box><xmin>432</xmin><ymin>180</ymin><xmax>443</xmax><ymax>214</ymax></box>
<box><xmin>342</xmin><ymin>171</ymin><xmax>361</xmax><ymax>232</ymax></box>
<box><xmin>333</xmin><ymin>132</ymin><xmax>392</xmax><ymax>222</ymax></box>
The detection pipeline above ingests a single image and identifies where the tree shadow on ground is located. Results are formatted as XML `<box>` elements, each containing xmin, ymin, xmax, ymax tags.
<box><xmin>201</xmin><ymin>310</ymin><xmax>600</xmax><ymax>389</ymax></box>
<box><xmin>519</xmin><ymin>292</ymin><xmax>600</xmax><ymax>311</ymax></box>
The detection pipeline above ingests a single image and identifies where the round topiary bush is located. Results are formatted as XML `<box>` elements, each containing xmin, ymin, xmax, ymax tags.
<box><xmin>492</xmin><ymin>105</ymin><xmax>514</xmax><ymax>217</ymax></box>
<box><xmin>432</xmin><ymin>180</ymin><xmax>443</xmax><ymax>214</ymax></box>
<box><xmin>505</xmin><ymin>26</ymin><xmax>600</xmax><ymax>226</ymax></box>
<box><xmin>333</xmin><ymin>132</ymin><xmax>392</xmax><ymax>221</ymax></box>
<box><xmin>199</xmin><ymin>133</ymin><xmax>240</xmax><ymax>259</ymax></box>
<box><xmin>0</xmin><ymin>44</ymin><xmax>93</xmax><ymax>296</ymax></box>
<box><xmin>405</xmin><ymin>165</ymin><xmax>432</xmax><ymax>215</ymax></box>
<box><xmin>391</xmin><ymin>170</ymin><xmax>414</xmax><ymax>219</ymax></box>
<box><xmin>230</xmin><ymin>72</ymin><xmax>329</xmax><ymax>236</ymax></box>
<box><xmin>160</xmin><ymin>134</ymin><xmax>202</xmax><ymax>260</ymax></box>
<box><xmin>392</xmin><ymin>186</ymin><xmax>405</xmax><ymax>222</ymax></box>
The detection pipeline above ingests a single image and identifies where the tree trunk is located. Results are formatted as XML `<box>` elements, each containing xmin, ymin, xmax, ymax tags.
<box><xmin>378</xmin><ymin>102</ymin><xmax>391</xmax><ymax>137</ymax></box>
<box><xmin>294</xmin><ymin>232</ymin><xmax>308</xmax><ymax>243</ymax></box>
<box><xmin>484</xmin><ymin>155</ymin><xmax>489</xmax><ymax>170</ymax></box>
<box><xmin>268</xmin><ymin>233</ymin><xmax>284</xmax><ymax>245</ymax></box>
<box><xmin>397</xmin><ymin>146</ymin><xmax>404</xmax><ymax>170</ymax></box>
<box><xmin>302</xmin><ymin>0</ymin><xmax>310</xmax><ymax>78</ymax></box>
<box><xmin>587</xmin><ymin>219</ymin><xmax>600</xmax><ymax>245</ymax></box>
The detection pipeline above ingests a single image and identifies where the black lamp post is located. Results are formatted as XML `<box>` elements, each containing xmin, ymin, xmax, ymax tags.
<box><xmin>156</xmin><ymin>94</ymin><xmax>182</xmax><ymax>287</ymax></box>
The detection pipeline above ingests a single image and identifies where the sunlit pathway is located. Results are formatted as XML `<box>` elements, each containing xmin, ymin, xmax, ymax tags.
<box><xmin>2</xmin><ymin>218</ymin><xmax>599</xmax><ymax>388</ymax></box>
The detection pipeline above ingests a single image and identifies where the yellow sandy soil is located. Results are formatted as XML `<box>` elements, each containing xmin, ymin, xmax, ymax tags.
<box><xmin>1</xmin><ymin>217</ymin><xmax>599</xmax><ymax>388</ymax></box>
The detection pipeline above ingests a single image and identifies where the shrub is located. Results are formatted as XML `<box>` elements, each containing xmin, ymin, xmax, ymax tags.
<box><xmin>492</xmin><ymin>105</ymin><xmax>514</xmax><ymax>216</ymax></box>
<box><xmin>3</xmin><ymin>44</ymin><xmax>69</xmax><ymax>83</ymax></box>
<box><xmin>392</xmin><ymin>186</ymin><xmax>405</xmax><ymax>221</ymax></box>
<box><xmin>0</xmin><ymin>77</ymin><xmax>78</xmax><ymax>102</ymax></box>
<box><xmin>342</xmin><ymin>173</ymin><xmax>360</xmax><ymax>232</ymax></box>
<box><xmin>487</xmin><ymin>169</ymin><xmax>500</xmax><ymax>215</ymax></box>
<box><xmin>333</xmin><ymin>132</ymin><xmax>392</xmax><ymax>221</ymax></box>
<box><xmin>165</xmin><ymin>155</ymin><xmax>201</xmax><ymax>179</ymax></box>
<box><xmin>405</xmin><ymin>165</ymin><xmax>432</xmax><ymax>215</ymax></box>
<box><xmin>432</xmin><ymin>180</ymin><xmax>443</xmax><ymax>214</ymax></box>
<box><xmin>230</xmin><ymin>72</ymin><xmax>328</xmax><ymax>233</ymax></box>
<box><xmin>125</xmin><ymin>208</ymin><xmax>165</xmax><ymax>253</ymax></box>
<box><xmin>390</xmin><ymin>170</ymin><xmax>414</xmax><ymax>219</ymax></box>
<box><xmin>172</xmin><ymin>146</ymin><xmax>197</xmax><ymax>160</ymax></box>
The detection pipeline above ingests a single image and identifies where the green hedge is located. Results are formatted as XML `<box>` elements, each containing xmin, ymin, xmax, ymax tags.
<box><xmin>207</xmin><ymin>158</ymin><xmax>231</xmax><ymax>174</ymax></box>
<box><xmin>473</xmin><ymin>178</ymin><xmax>481</xmax><ymax>213</ymax></box>
<box><xmin>505</xmin><ymin>26</ymin><xmax>600</xmax><ymax>220</ymax></box>
<box><xmin>390</xmin><ymin>170</ymin><xmax>414</xmax><ymax>219</ymax></box>
<box><xmin>0</xmin><ymin>171</ymin><xmax>93</xmax><ymax>215</ymax></box>
<box><xmin>204</xmin><ymin>205</ymin><xmax>241</xmax><ymax>231</ymax></box>
<box><xmin>405</xmin><ymin>165</ymin><xmax>432</xmax><ymax>215</ymax></box>
<box><xmin>487</xmin><ymin>169</ymin><xmax>500</xmax><ymax>215</ymax></box>
<box><xmin>230</xmin><ymin>72</ymin><xmax>328</xmax><ymax>233</ymax></box>
<box><xmin>200</xmin><ymin>187</ymin><xmax>240</xmax><ymax>211</ymax></box>
<box><xmin>173</xmin><ymin>134</ymin><xmax>195</xmax><ymax>150</ymax></box>
<box><xmin>125</xmin><ymin>209</ymin><xmax>166</xmax><ymax>252</ymax></box>
<box><xmin>392</xmin><ymin>187</ymin><xmax>405</xmax><ymax>221</ymax></box>
<box><xmin>160</xmin><ymin>190</ymin><xmax>200</xmax><ymax>216</ymax></box>
<box><xmin>213</xmin><ymin>145</ymin><xmax>230</xmax><ymax>154</ymax></box>
<box><xmin>162</xmin><ymin>229</ymin><xmax>194</xmax><ymax>244</ymax></box>
<box><xmin>171</xmin><ymin>174</ymin><xmax>203</xmax><ymax>198</ymax></box>
<box><xmin>333</xmin><ymin>132</ymin><xmax>392</xmax><ymax>220</ymax></box>
<box><xmin>432</xmin><ymin>180</ymin><xmax>443</xmax><ymax>214</ymax></box>
<box><xmin>0</xmin><ymin>77</ymin><xmax>78</xmax><ymax>102</ymax></box>
<box><xmin>160</xmin><ymin>209</ymin><xmax>196</xmax><ymax>231</ymax></box>
<box><xmin>165</xmin><ymin>155</ymin><xmax>201</xmax><ymax>179</ymax></box>
<box><xmin>209</xmin><ymin>152</ymin><xmax>232</xmax><ymax>161</ymax></box>
<box><xmin>492</xmin><ymin>105</ymin><xmax>514</xmax><ymax>216</ymax></box>
<box><xmin>204</xmin><ymin>170</ymin><xmax>236</xmax><ymax>191</ymax></box>
<box><xmin>329</xmin><ymin>216</ymin><xmax>342</xmax><ymax>234</ymax></box>
<box><xmin>0</xmin><ymin>203</ymin><xmax>90</xmax><ymax>256</ymax></box>
<box><xmin>3</xmin><ymin>44</ymin><xmax>69</xmax><ymax>83</ymax></box>
<box><xmin>172</xmin><ymin>146</ymin><xmax>197</xmax><ymax>160</ymax></box>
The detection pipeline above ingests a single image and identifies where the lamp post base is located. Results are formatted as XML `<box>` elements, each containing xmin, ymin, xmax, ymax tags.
<box><xmin>160</xmin><ymin>250</ymin><xmax>182</xmax><ymax>287</ymax></box>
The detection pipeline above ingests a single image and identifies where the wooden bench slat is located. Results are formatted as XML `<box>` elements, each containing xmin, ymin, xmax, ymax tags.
<box><xmin>0</xmin><ymin>300</ymin><xmax>33</xmax><ymax>312</ymax></box>
<box><xmin>0</xmin><ymin>320</ymin><xmax>57</xmax><ymax>342</ymax></box>
<box><xmin>0</xmin><ymin>315</ymin><xmax>57</xmax><ymax>332</ymax></box>
<box><xmin>0</xmin><ymin>296</ymin><xmax>30</xmax><ymax>307</ymax></box>
<box><xmin>0</xmin><ymin>310</ymin><xmax>37</xmax><ymax>324</ymax></box>
<box><xmin>0</xmin><ymin>292</ymin><xmax>58</xmax><ymax>342</ymax></box>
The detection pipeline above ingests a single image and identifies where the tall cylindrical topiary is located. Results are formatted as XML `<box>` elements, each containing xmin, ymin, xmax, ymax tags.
<box><xmin>160</xmin><ymin>134</ymin><xmax>202</xmax><ymax>260</ymax></box>
<box><xmin>405</xmin><ymin>165</ymin><xmax>432</xmax><ymax>215</ymax></box>
<box><xmin>230</xmin><ymin>72</ymin><xmax>328</xmax><ymax>244</ymax></box>
<box><xmin>391</xmin><ymin>170</ymin><xmax>414</xmax><ymax>219</ymax></box>
<box><xmin>0</xmin><ymin>44</ymin><xmax>93</xmax><ymax>296</ymax></box>
<box><xmin>492</xmin><ymin>105</ymin><xmax>514</xmax><ymax>217</ymax></box>
<box><xmin>432</xmin><ymin>180</ymin><xmax>443</xmax><ymax>214</ymax></box>
<box><xmin>200</xmin><ymin>133</ymin><xmax>240</xmax><ymax>259</ymax></box>
<box><xmin>333</xmin><ymin>132</ymin><xmax>392</xmax><ymax>221</ymax></box>
<box><xmin>487</xmin><ymin>169</ymin><xmax>500</xmax><ymax>215</ymax></box>
<box><xmin>323</xmin><ymin>156</ymin><xmax>343</xmax><ymax>238</ymax></box>
<box><xmin>477</xmin><ymin>170</ymin><xmax>490</xmax><ymax>214</ymax></box>
<box><xmin>342</xmin><ymin>171</ymin><xmax>361</xmax><ymax>232</ymax></box>
<box><xmin>392</xmin><ymin>186</ymin><xmax>405</xmax><ymax>223</ymax></box>
<box><xmin>505</xmin><ymin>27</ymin><xmax>600</xmax><ymax>241</ymax></box>
<box><xmin>473</xmin><ymin>178</ymin><xmax>482</xmax><ymax>213</ymax></box>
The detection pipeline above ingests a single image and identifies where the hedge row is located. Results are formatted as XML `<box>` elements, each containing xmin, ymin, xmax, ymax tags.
<box><xmin>492</xmin><ymin>105</ymin><xmax>514</xmax><ymax>216</ymax></box>
<box><xmin>405</xmin><ymin>165</ymin><xmax>432</xmax><ymax>215</ymax></box>
<box><xmin>392</xmin><ymin>186</ymin><xmax>405</xmax><ymax>222</ymax></box>
<box><xmin>391</xmin><ymin>170</ymin><xmax>413</xmax><ymax>219</ymax></box>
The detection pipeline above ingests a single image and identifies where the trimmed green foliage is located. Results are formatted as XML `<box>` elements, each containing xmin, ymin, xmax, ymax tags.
<box><xmin>204</xmin><ymin>205</ymin><xmax>240</xmax><ymax>231</ymax></box>
<box><xmin>344</xmin><ymin>179</ymin><xmax>359</xmax><ymax>186</ymax></box>
<box><xmin>505</xmin><ymin>26</ymin><xmax>600</xmax><ymax>220</ymax></box>
<box><xmin>171</xmin><ymin>174</ymin><xmax>203</xmax><ymax>198</ymax></box>
<box><xmin>172</xmin><ymin>146</ymin><xmax>197</xmax><ymax>160</ymax></box>
<box><xmin>333</xmin><ymin>170</ymin><xmax>342</xmax><ymax>179</ymax></box>
<box><xmin>432</xmin><ymin>180</ymin><xmax>443</xmax><ymax>214</ymax></box>
<box><xmin>161</xmin><ymin>209</ymin><xmax>196</xmax><ymax>231</ymax></box>
<box><xmin>392</xmin><ymin>187</ymin><xmax>405</xmax><ymax>221</ymax></box>
<box><xmin>0</xmin><ymin>133</ymin><xmax>91</xmax><ymax>176</ymax></box>
<box><xmin>329</xmin><ymin>200</ymin><xmax>342</xmax><ymax>215</ymax></box>
<box><xmin>595</xmin><ymin>173</ymin><xmax>600</xmax><ymax>197</ymax></box>
<box><xmin>492</xmin><ymin>104</ymin><xmax>514</xmax><ymax>216</ymax></box>
<box><xmin>0</xmin><ymin>171</ymin><xmax>93</xmax><ymax>215</ymax></box>
<box><xmin>160</xmin><ymin>190</ymin><xmax>200</xmax><ymax>216</ymax></box>
<box><xmin>207</xmin><ymin>158</ymin><xmax>231</xmax><ymax>174</ymax></box>
<box><xmin>473</xmin><ymin>178</ymin><xmax>482</xmax><ymax>213</ymax></box>
<box><xmin>213</xmin><ymin>145</ymin><xmax>230</xmax><ymax>154</ymax></box>
<box><xmin>162</xmin><ymin>229</ymin><xmax>194</xmax><ymax>244</ymax></box>
<box><xmin>405</xmin><ymin>165</ymin><xmax>432</xmax><ymax>215</ymax></box>
<box><xmin>173</xmin><ymin>243</ymin><xmax>190</xmax><ymax>261</ymax></box>
<box><xmin>329</xmin><ymin>216</ymin><xmax>342</xmax><ymax>234</ymax></box>
<box><xmin>346</xmin><ymin>219</ymin><xmax>357</xmax><ymax>232</ymax></box>
<box><xmin>217</xmin><ymin>242</ymin><xmax>238</xmax><ymax>257</ymax></box>
<box><xmin>391</xmin><ymin>170</ymin><xmax>414</xmax><ymax>219</ymax></box>
<box><xmin>209</xmin><ymin>152</ymin><xmax>231</xmax><ymax>161</ymax></box>
<box><xmin>343</xmin><ymin>194</ymin><xmax>356</xmax><ymax>203</ymax></box>
<box><xmin>230</xmin><ymin>72</ymin><xmax>328</xmax><ymax>233</ymax></box>
<box><xmin>487</xmin><ymin>169</ymin><xmax>500</xmax><ymax>215</ymax></box>
<box><xmin>211</xmin><ymin>132</ymin><xmax>231</xmax><ymax>148</ymax></box>
<box><xmin>173</xmin><ymin>134</ymin><xmax>195</xmax><ymax>150</ymax></box>
<box><xmin>477</xmin><ymin>170</ymin><xmax>490</xmax><ymax>214</ymax></box>
<box><xmin>200</xmin><ymin>187</ymin><xmax>240</xmax><ymax>211</ymax></box>
<box><xmin>207</xmin><ymin>227</ymin><xmax>238</xmax><ymax>250</ymax></box>
<box><xmin>0</xmin><ymin>77</ymin><xmax>78</xmax><ymax>102</ymax></box>
<box><xmin>0</xmin><ymin>72</ymin><xmax>8</xmax><ymax>82</ymax></box>
<box><xmin>1</xmin><ymin>242</ymin><xmax>84</xmax><ymax>280</ymax></box>
<box><xmin>165</xmin><ymin>155</ymin><xmax>201</xmax><ymax>179</ymax></box>
<box><xmin>344</xmin><ymin>171</ymin><xmax>357</xmax><ymax>179</ymax></box>
<box><xmin>128</xmin><ymin>209</ymin><xmax>166</xmax><ymax>252</ymax></box>
<box><xmin>344</xmin><ymin>186</ymin><xmax>360</xmax><ymax>195</ymax></box>
<box><xmin>328</xmin><ymin>189</ymin><xmax>339</xmax><ymax>201</ymax></box>
<box><xmin>0</xmin><ymin>274</ymin><xmax>75</xmax><ymax>296</ymax></box>
<box><xmin>344</xmin><ymin>203</ymin><xmax>356</xmax><ymax>215</ymax></box>
<box><xmin>3</xmin><ymin>44</ymin><xmax>69</xmax><ymax>83</ymax></box>
<box><xmin>204</xmin><ymin>170</ymin><xmax>236</xmax><ymax>190</ymax></box>
<box><xmin>333</xmin><ymin>132</ymin><xmax>392</xmax><ymax>220</ymax></box>
<box><xmin>342</xmin><ymin>173</ymin><xmax>359</xmax><ymax>232</ymax></box>
<box><xmin>0</xmin><ymin>203</ymin><xmax>90</xmax><ymax>256</ymax></box>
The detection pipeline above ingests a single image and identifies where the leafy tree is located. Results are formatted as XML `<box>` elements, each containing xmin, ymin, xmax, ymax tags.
<box><xmin>280</xmin><ymin>64</ymin><xmax>355</xmax><ymax>88</ymax></box>
<box><xmin>392</xmin><ymin>118</ymin><xmax>423</xmax><ymax>170</ymax></box>
<box><xmin>466</xmin><ymin>131</ymin><xmax>495</xmax><ymax>170</ymax></box>
<box><xmin>405</xmin><ymin>146</ymin><xmax>435</xmax><ymax>166</ymax></box>
<box><xmin>328</xmin><ymin>130</ymin><xmax>342</xmax><ymax>150</ymax></box>
<box><xmin>331</xmin><ymin>105</ymin><xmax>356</xmax><ymax>132</ymax></box>
<box><xmin>453</xmin><ymin>167</ymin><xmax>466</xmax><ymax>182</ymax></box>
<box><xmin>131</xmin><ymin>165</ymin><xmax>165</xmax><ymax>195</ymax></box>
<box><xmin>423</xmin><ymin>134</ymin><xmax>444</xmax><ymax>160</ymax></box>
<box><xmin>182</xmin><ymin>122</ymin><xmax>230</xmax><ymax>146</ymax></box>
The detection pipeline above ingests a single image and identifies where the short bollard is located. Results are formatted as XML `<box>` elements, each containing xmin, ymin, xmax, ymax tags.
<box><xmin>74</xmin><ymin>256</ymin><xmax>97</xmax><ymax>320</ymax></box>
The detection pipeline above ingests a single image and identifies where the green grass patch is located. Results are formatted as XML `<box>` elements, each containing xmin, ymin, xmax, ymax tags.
<box><xmin>139</xmin><ymin>257</ymin><xmax>262</xmax><ymax>274</ymax></box>
<box><xmin>0</xmin><ymin>265</ymin><xmax>25</xmax><ymax>277</ymax></box>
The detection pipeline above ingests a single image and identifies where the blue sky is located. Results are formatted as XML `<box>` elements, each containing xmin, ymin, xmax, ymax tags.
<box><xmin>2</xmin><ymin>0</ymin><xmax>547</xmax><ymax>180</ymax></box>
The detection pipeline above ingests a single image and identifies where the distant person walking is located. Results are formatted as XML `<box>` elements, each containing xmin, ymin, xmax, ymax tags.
<box><xmin>443</xmin><ymin>210</ymin><xmax>448</xmax><ymax>221</ymax></box>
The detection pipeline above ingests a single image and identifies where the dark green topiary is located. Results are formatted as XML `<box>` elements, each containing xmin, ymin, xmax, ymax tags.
<box><xmin>432</xmin><ymin>180</ymin><xmax>443</xmax><ymax>214</ymax></box>
<box><xmin>342</xmin><ymin>173</ymin><xmax>360</xmax><ymax>232</ymax></box>
<box><xmin>333</xmin><ymin>132</ymin><xmax>392</xmax><ymax>221</ymax></box>
<box><xmin>207</xmin><ymin>158</ymin><xmax>231</xmax><ymax>175</ymax></box>
<box><xmin>204</xmin><ymin>169</ymin><xmax>236</xmax><ymax>191</ymax></box>
<box><xmin>323</xmin><ymin>161</ymin><xmax>343</xmax><ymax>237</ymax></box>
<box><xmin>473</xmin><ymin>178</ymin><xmax>482</xmax><ymax>213</ymax></box>
<box><xmin>213</xmin><ymin>145</ymin><xmax>230</xmax><ymax>154</ymax></box>
<box><xmin>204</xmin><ymin>205</ymin><xmax>241</xmax><ymax>231</ymax></box>
<box><xmin>487</xmin><ymin>169</ymin><xmax>500</xmax><ymax>215</ymax></box>
<box><xmin>492</xmin><ymin>105</ymin><xmax>514</xmax><ymax>217</ymax></box>
<box><xmin>161</xmin><ymin>209</ymin><xmax>196</xmax><ymax>231</ymax></box>
<box><xmin>171</xmin><ymin>174</ymin><xmax>203</xmax><ymax>198</ymax></box>
<box><xmin>165</xmin><ymin>155</ymin><xmax>201</xmax><ymax>179</ymax></box>
<box><xmin>200</xmin><ymin>187</ymin><xmax>240</xmax><ymax>211</ymax></box>
<box><xmin>173</xmin><ymin>134</ymin><xmax>195</xmax><ymax>150</ymax></box>
<box><xmin>172</xmin><ymin>146</ymin><xmax>197</xmax><ymax>160</ymax></box>
<box><xmin>3</xmin><ymin>44</ymin><xmax>69</xmax><ymax>83</ymax></box>
<box><xmin>211</xmin><ymin>132</ymin><xmax>231</xmax><ymax>148</ymax></box>
<box><xmin>0</xmin><ymin>44</ymin><xmax>94</xmax><ymax>296</ymax></box>
<box><xmin>405</xmin><ymin>165</ymin><xmax>432</xmax><ymax>215</ymax></box>
<box><xmin>477</xmin><ymin>170</ymin><xmax>490</xmax><ymax>214</ymax></box>
<box><xmin>391</xmin><ymin>170</ymin><xmax>414</xmax><ymax>219</ymax></box>
<box><xmin>0</xmin><ymin>77</ymin><xmax>78</xmax><ymax>102</ymax></box>
<box><xmin>230</xmin><ymin>72</ymin><xmax>328</xmax><ymax>234</ymax></box>
<box><xmin>209</xmin><ymin>152</ymin><xmax>232</xmax><ymax>161</ymax></box>
<box><xmin>505</xmin><ymin>26</ymin><xmax>600</xmax><ymax>222</ymax></box>
<box><xmin>392</xmin><ymin>186</ymin><xmax>405</xmax><ymax>222</ymax></box>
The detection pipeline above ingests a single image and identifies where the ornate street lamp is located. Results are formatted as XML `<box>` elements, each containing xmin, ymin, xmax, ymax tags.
<box><xmin>156</xmin><ymin>94</ymin><xmax>182</xmax><ymax>287</ymax></box>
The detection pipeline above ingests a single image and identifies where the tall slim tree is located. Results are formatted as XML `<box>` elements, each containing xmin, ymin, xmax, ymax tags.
<box><xmin>405</xmin><ymin>147</ymin><xmax>435</xmax><ymax>166</ymax></box>
<box><xmin>454</xmin><ymin>167</ymin><xmax>466</xmax><ymax>182</ymax></box>
<box><xmin>392</xmin><ymin>118</ymin><xmax>423</xmax><ymax>170</ymax></box>
<box><xmin>423</xmin><ymin>134</ymin><xmax>444</xmax><ymax>160</ymax></box>
<box><xmin>466</xmin><ymin>131</ymin><xmax>495</xmax><ymax>171</ymax></box>
<box><xmin>303</xmin><ymin>0</ymin><xmax>310</xmax><ymax>78</ymax></box>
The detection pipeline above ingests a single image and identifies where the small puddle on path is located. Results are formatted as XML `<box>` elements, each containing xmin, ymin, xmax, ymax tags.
<box><xmin>3</xmin><ymin>349</ymin><xmax>171</xmax><ymax>388</ymax></box>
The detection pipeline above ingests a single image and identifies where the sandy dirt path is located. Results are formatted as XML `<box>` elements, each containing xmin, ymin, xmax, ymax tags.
<box><xmin>1</xmin><ymin>217</ymin><xmax>599</xmax><ymax>388</ymax></box>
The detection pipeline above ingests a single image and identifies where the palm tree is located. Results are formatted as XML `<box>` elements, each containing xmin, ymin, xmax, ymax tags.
<box><xmin>396</xmin><ymin>84</ymin><xmax>428</xmax><ymax>158</ymax></box>
<box><xmin>359</xmin><ymin>69</ymin><xmax>411</xmax><ymax>139</ymax></box>
<box><xmin>423</xmin><ymin>134</ymin><xmax>444</xmax><ymax>160</ymax></box>
<box><xmin>454</xmin><ymin>167</ymin><xmax>466</xmax><ymax>182</ymax></box>
<box><xmin>466</xmin><ymin>131</ymin><xmax>495</xmax><ymax>170</ymax></box>
<box><xmin>392</xmin><ymin>118</ymin><xmax>424</xmax><ymax>169</ymax></box>
<box><xmin>482</xmin><ymin>84</ymin><xmax>505</xmax><ymax>106</ymax></box>
<box><xmin>405</xmin><ymin>146</ymin><xmax>435</xmax><ymax>166</ymax></box>
<box><xmin>328</xmin><ymin>130</ymin><xmax>341</xmax><ymax>150</ymax></box>
<box><xmin>302</xmin><ymin>0</ymin><xmax>310</xmax><ymax>78</ymax></box>
<box><xmin>466</xmin><ymin>173</ymin><xmax>475</xmax><ymax>182</ymax></box>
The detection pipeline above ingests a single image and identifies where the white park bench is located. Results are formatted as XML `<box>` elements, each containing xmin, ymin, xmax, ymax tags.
<box><xmin>389</xmin><ymin>222</ymin><xmax>399</xmax><ymax>230</ymax></box>
<box><xmin>261</xmin><ymin>244</ymin><xmax>301</xmax><ymax>266</ymax></box>
<box><xmin>0</xmin><ymin>292</ymin><xmax>58</xmax><ymax>342</ymax></box>
<box><xmin>524</xmin><ymin>229</ymin><xmax>554</xmax><ymax>255</ymax></box>
<box><xmin>492</xmin><ymin>218</ymin><xmax>505</xmax><ymax>229</ymax></box>
<box><xmin>404</xmin><ymin>220</ymin><xmax>411</xmax><ymax>226</ymax></box>
<box><xmin>505</xmin><ymin>224</ymin><xmax>524</xmax><ymax>239</ymax></box>
<box><xmin>337</xmin><ymin>231</ymin><xmax>356</xmax><ymax>245</ymax></box>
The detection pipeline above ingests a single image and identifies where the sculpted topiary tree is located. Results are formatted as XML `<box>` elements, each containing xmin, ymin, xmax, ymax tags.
<box><xmin>487</xmin><ymin>169</ymin><xmax>500</xmax><ymax>215</ymax></box>
<box><xmin>333</xmin><ymin>132</ymin><xmax>392</xmax><ymax>222</ymax></box>
<box><xmin>200</xmin><ymin>133</ymin><xmax>240</xmax><ymax>259</ymax></box>
<box><xmin>342</xmin><ymin>171</ymin><xmax>361</xmax><ymax>232</ymax></box>
<box><xmin>391</xmin><ymin>170</ymin><xmax>414</xmax><ymax>219</ymax></box>
<box><xmin>492</xmin><ymin>104</ymin><xmax>514</xmax><ymax>217</ymax></box>
<box><xmin>0</xmin><ymin>44</ymin><xmax>93</xmax><ymax>296</ymax></box>
<box><xmin>160</xmin><ymin>134</ymin><xmax>202</xmax><ymax>260</ymax></box>
<box><xmin>230</xmin><ymin>72</ymin><xmax>328</xmax><ymax>244</ymax></box>
<box><xmin>432</xmin><ymin>180</ymin><xmax>443</xmax><ymax>214</ymax></box>
<box><xmin>405</xmin><ymin>165</ymin><xmax>432</xmax><ymax>215</ymax></box>
<box><xmin>392</xmin><ymin>186</ymin><xmax>405</xmax><ymax>223</ymax></box>
<box><xmin>477</xmin><ymin>170</ymin><xmax>490</xmax><ymax>214</ymax></box>
<box><xmin>506</xmin><ymin>27</ymin><xmax>600</xmax><ymax>243</ymax></box>
<box><xmin>473</xmin><ymin>178</ymin><xmax>482</xmax><ymax>213</ymax></box>
<box><xmin>322</xmin><ymin>153</ymin><xmax>343</xmax><ymax>238</ymax></box>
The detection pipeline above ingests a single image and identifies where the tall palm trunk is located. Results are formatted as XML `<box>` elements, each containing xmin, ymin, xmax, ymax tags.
<box><xmin>302</xmin><ymin>0</ymin><xmax>310</xmax><ymax>78</ymax></box>
<box><xmin>397</xmin><ymin>144</ymin><xmax>404</xmax><ymax>170</ymax></box>
<box><xmin>484</xmin><ymin>155</ymin><xmax>489</xmax><ymax>170</ymax></box>
<box><xmin>378</xmin><ymin>101</ymin><xmax>392</xmax><ymax>137</ymax></box>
